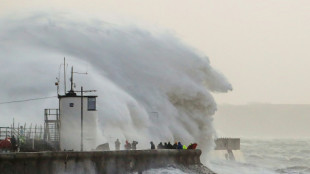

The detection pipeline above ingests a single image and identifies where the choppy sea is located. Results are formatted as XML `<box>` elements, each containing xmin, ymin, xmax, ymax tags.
<box><xmin>209</xmin><ymin>139</ymin><xmax>310</xmax><ymax>174</ymax></box>
<box><xmin>145</xmin><ymin>139</ymin><xmax>310</xmax><ymax>174</ymax></box>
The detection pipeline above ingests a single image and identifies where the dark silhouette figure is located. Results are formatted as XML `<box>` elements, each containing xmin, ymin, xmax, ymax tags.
<box><xmin>164</xmin><ymin>142</ymin><xmax>168</xmax><ymax>149</ymax></box>
<box><xmin>132</xmin><ymin>141</ymin><xmax>138</xmax><ymax>150</ymax></box>
<box><xmin>177</xmin><ymin>142</ymin><xmax>183</xmax><ymax>149</ymax></box>
<box><xmin>157</xmin><ymin>142</ymin><xmax>164</xmax><ymax>149</ymax></box>
<box><xmin>172</xmin><ymin>142</ymin><xmax>178</xmax><ymax>149</ymax></box>
<box><xmin>150</xmin><ymin>141</ymin><xmax>155</xmax><ymax>149</ymax></box>
<box><xmin>115</xmin><ymin>139</ymin><xmax>121</xmax><ymax>150</ymax></box>
<box><xmin>125</xmin><ymin>140</ymin><xmax>132</xmax><ymax>150</ymax></box>
<box><xmin>188</xmin><ymin>143</ymin><xmax>193</xmax><ymax>149</ymax></box>
<box><xmin>167</xmin><ymin>142</ymin><xmax>173</xmax><ymax>149</ymax></box>
<box><xmin>10</xmin><ymin>135</ymin><xmax>17</xmax><ymax>152</ymax></box>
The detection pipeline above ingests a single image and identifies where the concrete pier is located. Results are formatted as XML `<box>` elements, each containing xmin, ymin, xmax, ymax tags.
<box><xmin>0</xmin><ymin>149</ymin><xmax>212</xmax><ymax>174</ymax></box>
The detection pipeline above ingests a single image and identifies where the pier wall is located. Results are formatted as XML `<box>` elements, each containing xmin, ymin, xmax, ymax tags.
<box><xmin>0</xmin><ymin>150</ymin><xmax>201</xmax><ymax>174</ymax></box>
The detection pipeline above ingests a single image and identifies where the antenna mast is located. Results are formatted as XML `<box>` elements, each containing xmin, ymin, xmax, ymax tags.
<box><xmin>64</xmin><ymin>57</ymin><xmax>67</xmax><ymax>94</ymax></box>
<box><xmin>56</xmin><ymin>77</ymin><xmax>59</xmax><ymax>95</ymax></box>
<box><xmin>70</xmin><ymin>66</ymin><xmax>74</xmax><ymax>92</ymax></box>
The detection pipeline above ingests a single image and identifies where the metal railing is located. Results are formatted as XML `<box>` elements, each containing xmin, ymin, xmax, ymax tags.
<box><xmin>44</xmin><ymin>109</ymin><xmax>60</xmax><ymax>150</ymax></box>
<box><xmin>0</xmin><ymin>109</ymin><xmax>60</xmax><ymax>151</ymax></box>
<box><xmin>0</xmin><ymin>125</ymin><xmax>43</xmax><ymax>140</ymax></box>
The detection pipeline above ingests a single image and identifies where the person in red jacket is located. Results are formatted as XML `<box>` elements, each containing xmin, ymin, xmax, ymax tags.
<box><xmin>0</xmin><ymin>137</ymin><xmax>12</xmax><ymax>151</ymax></box>
<box><xmin>187</xmin><ymin>143</ymin><xmax>198</xmax><ymax>149</ymax></box>
<box><xmin>191</xmin><ymin>143</ymin><xmax>197</xmax><ymax>149</ymax></box>
<box><xmin>124</xmin><ymin>140</ymin><xmax>132</xmax><ymax>150</ymax></box>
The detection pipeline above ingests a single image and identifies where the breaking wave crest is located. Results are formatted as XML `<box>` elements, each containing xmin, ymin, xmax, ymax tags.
<box><xmin>0</xmin><ymin>13</ymin><xmax>232</xmax><ymax>158</ymax></box>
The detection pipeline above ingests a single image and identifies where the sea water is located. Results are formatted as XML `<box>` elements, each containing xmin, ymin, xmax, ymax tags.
<box><xmin>209</xmin><ymin>139</ymin><xmax>310</xmax><ymax>174</ymax></box>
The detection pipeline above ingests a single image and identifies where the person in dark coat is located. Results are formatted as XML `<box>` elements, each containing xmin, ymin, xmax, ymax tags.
<box><xmin>157</xmin><ymin>142</ymin><xmax>164</xmax><ymax>149</ymax></box>
<box><xmin>150</xmin><ymin>141</ymin><xmax>155</xmax><ymax>149</ymax></box>
<box><xmin>177</xmin><ymin>142</ymin><xmax>183</xmax><ymax>149</ymax></box>
<box><xmin>167</xmin><ymin>142</ymin><xmax>173</xmax><ymax>149</ymax></box>
<box><xmin>172</xmin><ymin>142</ymin><xmax>178</xmax><ymax>149</ymax></box>
<box><xmin>187</xmin><ymin>143</ymin><xmax>193</xmax><ymax>149</ymax></box>
<box><xmin>132</xmin><ymin>141</ymin><xmax>138</xmax><ymax>150</ymax></box>
<box><xmin>10</xmin><ymin>135</ymin><xmax>17</xmax><ymax>152</ymax></box>
<box><xmin>164</xmin><ymin>142</ymin><xmax>168</xmax><ymax>149</ymax></box>
<box><xmin>115</xmin><ymin>139</ymin><xmax>121</xmax><ymax>150</ymax></box>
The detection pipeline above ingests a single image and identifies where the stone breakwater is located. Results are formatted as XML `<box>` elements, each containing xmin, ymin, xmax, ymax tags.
<box><xmin>0</xmin><ymin>149</ymin><xmax>215</xmax><ymax>174</ymax></box>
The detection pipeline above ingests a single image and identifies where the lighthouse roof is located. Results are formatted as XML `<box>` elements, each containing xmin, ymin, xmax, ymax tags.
<box><xmin>58</xmin><ymin>94</ymin><xmax>97</xmax><ymax>99</ymax></box>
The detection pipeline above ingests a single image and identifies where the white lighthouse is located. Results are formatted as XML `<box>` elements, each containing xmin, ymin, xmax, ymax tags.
<box><xmin>58</xmin><ymin>66</ymin><xmax>98</xmax><ymax>151</ymax></box>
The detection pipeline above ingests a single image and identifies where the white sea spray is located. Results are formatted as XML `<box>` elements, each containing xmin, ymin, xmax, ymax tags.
<box><xmin>0</xmin><ymin>13</ymin><xmax>232</xmax><ymax>161</ymax></box>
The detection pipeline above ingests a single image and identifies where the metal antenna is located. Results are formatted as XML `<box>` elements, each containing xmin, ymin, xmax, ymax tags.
<box><xmin>72</xmin><ymin>70</ymin><xmax>88</xmax><ymax>90</ymax></box>
<box><xmin>64</xmin><ymin>57</ymin><xmax>67</xmax><ymax>94</ymax></box>
<box><xmin>55</xmin><ymin>77</ymin><xmax>59</xmax><ymax>95</ymax></box>
<box><xmin>70</xmin><ymin>66</ymin><xmax>74</xmax><ymax>92</ymax></box>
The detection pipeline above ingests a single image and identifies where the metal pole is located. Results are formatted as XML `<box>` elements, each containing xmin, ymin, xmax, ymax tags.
<box><xmin>17</xmin><ymin>124</ymin><xmax>19</xmax><ymax>144</ymax></box>
<box><xmin>33</xmin><ymin>125</ymin><xmax>36</xmax><ymax>150</ymax></box>
<box><xmin>81</xmin><ymin>86</ymin><xmax>83</xmax><ymax>151</ymax></box>
<box><xmin>71</xmin><ymin>66</ymin><xmax>74</xmax><ymax>92</ymax></box>
<box><xmin>13</xmin><ymin>118</ymin><xmax>15</xmax><ymax>136</ymax></box>
<box><xmin>10</xmin><ymin>124</ymin><xmax>12</xmax><ymax>137</ymax></box>
<box><xmin>64</xmin><ymin>57</ymin><xmax>66</xmax><ymax>94</ymax></box>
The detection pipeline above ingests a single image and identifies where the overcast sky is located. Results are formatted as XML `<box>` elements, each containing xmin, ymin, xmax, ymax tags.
<box><xmin>1</xmin><ymin>0</ymin><xmax>309</xmax><ymax>105</ymax></box>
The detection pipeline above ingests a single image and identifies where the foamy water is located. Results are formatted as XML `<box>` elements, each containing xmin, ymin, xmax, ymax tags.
<box><xmin>208</xmin><ymin>139</ymin><xmax>310</xmax><ymax>174</ymax></box>
<box><xmin>141</xmin><ymin>139</ymin><xmax>310</xmax><ymax>174</ymax></box>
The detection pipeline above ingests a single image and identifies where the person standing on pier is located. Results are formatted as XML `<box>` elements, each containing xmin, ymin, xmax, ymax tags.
<box><xmin>173</xmin><ymin>142</ymin><xmax>178</xmax><ymax>149</ymax></box>
<box><xmin>167</xmin><ymin>142</ymin><xmax>173</xmax><ymax>149</ymax></box>
<box><xmin>125</xmin><ymin>140</ymin><xmax>131</xmax><ymax>150</ymax></box>
<box><xmin>115</xmin><ymin>139</ymin><xmax>121</xmax><ymax>150</ymax></box>
<box><xmin>150</xmin><ymin>141</ymin><xmax>155</xmax><ymax>149</ymax></box>
<box><xmin>177</xmin><ymin>142</ymin><xmax>183</xmax><ymax>149</ymax></box>
<box><xmin>157</xmin><ymin>142</ymin><xmax>164</xmax><ymax>149</ymax></box>
<box><xmin>10</xmin><ymin>135</ymin><xmax>17</xmax><ymax>152</ymax></box>
<box><xmin>132</xmin><ymin>141</ymin><xmax>138</xmax><ymax>150</ymax></box>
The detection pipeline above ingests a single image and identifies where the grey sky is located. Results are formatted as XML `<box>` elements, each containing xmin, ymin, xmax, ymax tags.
<box><xmin>1</xmin><ymin>0</ymin><xmax>309</xmax><ymax>105</ymax></box>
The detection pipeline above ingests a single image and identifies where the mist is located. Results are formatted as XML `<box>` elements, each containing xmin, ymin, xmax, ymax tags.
<box><xmin>214</xmin><ymin>104</ymin><xmax>310</xmax><ymax>139</ymax></box>
<box><xmin>0</xmin><ymin>13</ymin><xmax>232</xmax><ymax>156</ymax></box>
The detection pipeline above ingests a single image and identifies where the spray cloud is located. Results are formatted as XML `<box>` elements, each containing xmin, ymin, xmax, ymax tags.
<box><xmin>0</xmin><ymin>13</ymin><xmax>232</xmax><ymax>158</ymax></box>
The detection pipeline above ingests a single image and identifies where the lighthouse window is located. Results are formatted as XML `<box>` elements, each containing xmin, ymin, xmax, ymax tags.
<box><xmin>88</xmin><ymin>97</ymin><xmax>96</xmax><ymax>111</ymax></box>
<box><xmin>70</xmin><ymin>103</ymin><xmax>74</xmax><ymax>107</ymax></box>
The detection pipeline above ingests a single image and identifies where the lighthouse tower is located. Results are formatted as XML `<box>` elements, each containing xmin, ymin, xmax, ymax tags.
<box><xmin>58</xmin><ymin>66</ymin><xmax>98</xmax><ymax>151</ymax></box>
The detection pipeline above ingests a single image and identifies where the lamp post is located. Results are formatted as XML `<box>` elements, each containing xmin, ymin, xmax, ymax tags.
<box><xmin>81</xmin><ymin>86</ymin><xmax>83</xmax><ymax>151</ymax></box>
<box><xmin>78</xmin><ymin>87</ymin><xmax>96</xmax><ymax>151</ymax></box>
<box><xmin>67</xmin><ymin>66</ymin><xmax>94</xmax><ymax>151</ymax></box>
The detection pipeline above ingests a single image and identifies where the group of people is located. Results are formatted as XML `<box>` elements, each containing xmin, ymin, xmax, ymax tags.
<box><xmin>0</xmin><ymin>135</ymin><xmax>18</xmax><ymax>152</ymax></box>
<box><xmin>114</xmin><ymin>139</ymin><xmax>197</xmax><ymax>151</ymax></box>
<box><xmin>114</xmin><ymin>139</ymin><xmax>139</xmax><ymax>150</ymax></box>
<box><xmin>124</xmin><ymin>140</ymin><xmax>138</xmax><ymax>150</ymax></box>
<box><xmin>150</xmin><ymin>141</ymin><xmax>197</xmax><ymax>150</ymax></box>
